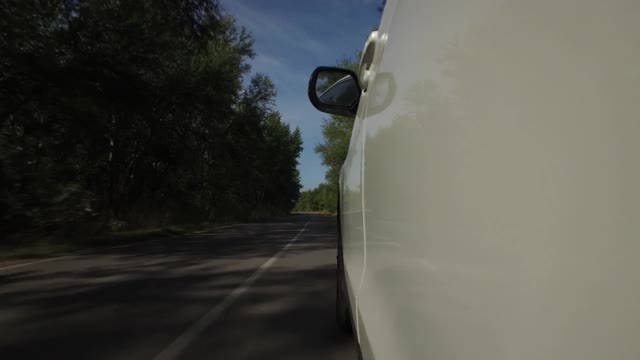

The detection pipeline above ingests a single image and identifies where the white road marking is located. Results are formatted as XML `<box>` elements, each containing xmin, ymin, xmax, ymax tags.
<box><xmin>153</xmin><ymin>221</ymin><xmax>310</xmax><ymax>360</ymax></box>
<box><xmin>0</xmin><ymin>257</ymin><xmax>65</xmax><ymax>271</ymax></box>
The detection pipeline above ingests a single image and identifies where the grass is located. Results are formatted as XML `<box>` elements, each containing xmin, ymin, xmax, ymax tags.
<box><xmin>0</xmin><ymin>240</ymin><xmax>76</xmax><ymax>260</ymax></box>
<box><xmin>0</xmin><ymin>214</ymin><xmax>289</xmax><ymax>261</ymax></box>
<box><xmin>0</xmin><ymin>227</ymin><xmax>181</xmax><ymax>261</ymax></box>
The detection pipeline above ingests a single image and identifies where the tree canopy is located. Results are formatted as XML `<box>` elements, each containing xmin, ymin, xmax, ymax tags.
<box><xmin>1</xmin><ymin>0</ymin><xmax>302</xmax><ymax>240</ymax></box>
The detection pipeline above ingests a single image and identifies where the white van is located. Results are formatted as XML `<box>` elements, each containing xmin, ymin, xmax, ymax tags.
<box><xmin>308</xmin><ymin>1</ymin><xmax>640</xmax><ymax>359</ymax></box>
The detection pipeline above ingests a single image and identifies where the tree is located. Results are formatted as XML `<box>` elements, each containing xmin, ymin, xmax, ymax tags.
<box><xmin>1</xmin><ymin>0</ymin><xmax>303</xmax><ymax>241</ymax></box>
<box><xmin>293</xmin><ymin>183</ymin><xmax>335</xmax><ymax>213</ymax></box>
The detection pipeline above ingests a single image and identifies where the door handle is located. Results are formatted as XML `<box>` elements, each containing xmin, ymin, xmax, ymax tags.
<box><xmin>358</xmin><ymin>31</ymin><xmax>378</xmax><ymax>91</ymax></box>
<box><xmin>358</xmin><ymin>30</ymin><xmax>386</xmax><ymax>91</ymax></box>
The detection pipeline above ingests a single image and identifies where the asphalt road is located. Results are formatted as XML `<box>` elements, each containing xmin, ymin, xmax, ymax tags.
<box><xmin>0</xmin><ymin>214</ymin><xmax>358</xmax><ymax>360</ymax></box>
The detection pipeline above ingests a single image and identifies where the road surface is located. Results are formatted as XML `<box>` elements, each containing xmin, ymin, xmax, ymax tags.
<box><xmin>0</xmin><ymin>214</ymin><xmax>358</xmax><ymax>360</ymax></box>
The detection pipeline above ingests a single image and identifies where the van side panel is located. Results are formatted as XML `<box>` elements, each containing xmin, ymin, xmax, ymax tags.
<box><xmin>340</xmin><ymin>87</ymin><xmax>368</xmax><ymax>336</ymax></box>
<box><xmin>359</xmin><ymin>1</ymin><xmax>640</xmax><ymax>359</ymax></box>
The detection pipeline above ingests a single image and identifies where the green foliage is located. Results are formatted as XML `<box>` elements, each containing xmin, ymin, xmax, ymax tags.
<box><xmin>0</xmin><ymin>0</ymin><xmax>302</xmax><ymax>240</ymax></box>
<box><xmin>315</xmin><ymin>114</ymin><xmax>355</xmax><ymax>189</ymax></box>
<box><xmin>294</xmin><ymin>184</ymin><xmax>336</xmax><ymax>213</ymax></box>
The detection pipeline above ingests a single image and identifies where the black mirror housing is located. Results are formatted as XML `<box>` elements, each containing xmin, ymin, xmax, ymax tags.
<box><xmin>308</xmin><ymin>66</ymin><xmax>361</xmax><ymax>117</ymax></box>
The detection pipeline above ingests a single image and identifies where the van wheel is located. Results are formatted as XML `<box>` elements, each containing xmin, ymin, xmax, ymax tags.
<box><xmin>336</xmin><ymin>257</ymin><xmax>353</xmax><ymax>334</ymax></box>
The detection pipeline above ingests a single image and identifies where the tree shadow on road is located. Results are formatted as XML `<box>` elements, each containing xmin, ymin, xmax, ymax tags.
<box><xmin>0</xmin><ymin>214</ymin><xmax>358</xmax><ymax>360</ymax></box>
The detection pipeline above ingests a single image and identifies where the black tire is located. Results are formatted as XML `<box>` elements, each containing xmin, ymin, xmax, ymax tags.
<box><xmin>336</xmin><ymin>259</ymin><xmax>353</xmax><ymax>334</ymax></box>
<box><xmin>336</xmin><ymin>199</ymin><xmax>353</xmax><ymax>334</ymax></box>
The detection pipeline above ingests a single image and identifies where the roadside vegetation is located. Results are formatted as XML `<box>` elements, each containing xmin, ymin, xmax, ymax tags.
<box><xmin>293</xmin><ymin>183</ymin><xmax>336</xmax><ymax>214</ymax></box>
<box><xmin>0</xmin><ymin>0</ymin><xmax>302</xmax><ymax>249</ymax></box>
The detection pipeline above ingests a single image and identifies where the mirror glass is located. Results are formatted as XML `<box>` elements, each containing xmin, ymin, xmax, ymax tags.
<box><xmin>315</xmin><ymin>70</ymin><xmax>360</xmax><ymax>108</ymax></box>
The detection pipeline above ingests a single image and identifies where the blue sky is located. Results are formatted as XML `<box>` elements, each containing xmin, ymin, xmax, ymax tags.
<box><xmin>221</xmin><ymin>0</ymin><xmax>382</xmax><ymax>190</ymax></box>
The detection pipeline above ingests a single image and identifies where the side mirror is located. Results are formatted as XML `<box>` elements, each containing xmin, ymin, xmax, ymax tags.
<box><xmin>308</xmin><ymin>66</ymin><xmax>361</xmax><ymax>117</ymax></box>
